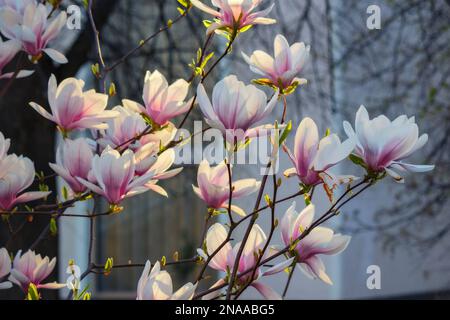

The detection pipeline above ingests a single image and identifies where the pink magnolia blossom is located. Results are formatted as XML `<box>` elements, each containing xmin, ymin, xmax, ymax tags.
<box><xmin>8</xmin><ymin>250</ymin><xmax>65</xmax><ymax>292</ymax></box>
<box><xmin>77</xmin><ymin>146</ymin><xmax>156</xmax><ymax>205</ymax></box>
<box><xmin>0</xmin><ymin>154</ymin><xmax>50</xmax><ymax>211</ymax></box>
<box><xmin>0</xmin><ymin>1</ymin><xmax>67</xmax><ymax>63</ymax></box>
<box><xmin>137</xmin><ymin>261</ymin><xmax>197</xmax><ymax>300</ymax></box>
<box><xmin>280</xmin><ymin>202</ymin><xmax>350</xmax><ymax>285</ymax></box>
<box><xmin>284</xmin><ymin>117</ymin><xmax>355</xmax><ymax>186</ymax></box>
<box><xmin>242</xmin><ymin>34</ymin><xmax>309</xmax><ymax>92</ymax></box>
<box><xmin>98</xmin><ymin>106</ymin><xmax>148</xmax><ymax>151</ymax></box>
<box><xmin>122</xmin><ymin>70</ymin><xmax>193</xmax><ymax>126</ymax></box>
<box><xmin>29</xmin><ymin>75</ymin><xmax>118</xmax><ymax>133</ymax></box>
<box><xmin>191</xmin><ymin>0</ymin><xmax>276</xmax><ymax>35</ymax></box>
<box><xmin>197</xmin><ymin>75</ymin><xmax>279</xmax><ymax>143</ymax></box>
<box><xmin>343</xmin><ymin>105</ymin><xmax>435</xmax><ymax>182</ymax></box>
<box><xmin>200</xmin><ymin>223</ymin><xmax>284</xmax><ymax>299</ymax></box>
<box><xmin>49</xmin><ymin>138</ymin><xmax>94</xmax><ymax>194</ymax></box>
<box><xmin>0</xmin><ymin>37</ymin><xmax>33</xmax><ymax>79</ymax></box>
<box><xmin>0</xmin><ymin>247</ymin><xmax>12</xmax><ymax>290</ymax></box>
<box><xmin>193</xmin><ymin>159</ymin><xmax>260</xmax><ymax>215</ymax></box>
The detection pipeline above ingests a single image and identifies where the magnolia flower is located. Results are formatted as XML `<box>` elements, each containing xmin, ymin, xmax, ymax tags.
<box><xmin>197</xmin><ymin>75</ymin><xmax>278</xmax><ymax>143</ymax></box>
<box><xmin>343</xmin><ymin>105</ymin><xmax>435</xmax><ymax>182</ymax></box>
<box><xmin>0</xmin><ymin>155</ymin><xmax>50</xmax><ymax>211</ymax></box>
<box><xmin>284</xmin><ymin>117</ymin><xmax>355</xmax><ymax>186</ymax></box>
<box><xmin>191</xmin><ymin>0</ymin><xmax>276</xmax><ymax>35</ymax></box>
<box><xmin>0</xmin><ymin>38</ymin><xmax>33</xmax><ymax>79</ymax></box>
<box><xmin>242</xmin><ymin>34</ymin><xmax>309</xmax><ymax>92</ymax></box>
<box><xmin>0</xmin><ymin>247</ymin><xmax>12</xmax><ymax>290</ymax></box>
<box><xmin>49</xmin><ymin>138</ymin><xmax>94</xmax><ymax>194</ymax></box>
<box><xmin>122</xmin><ymin>70</ymin><xmax>193</xmax><ymax>126</ymax></box>
<box><xmin>8</xmin><ymin>250</ymin><xmax>65</xmax><ymax>291</ymax></box>
<box><xmin>98</xmin><ymin>106</ymin><xmax>148</xmax><ymax>151</ymax></box>
<box><xmin>77</xmin><ymin>146</ymin><xmax>156</xmax><ymax>205</ymax></box>
<box><xmin>193</xmin><ymin>160</ymin><xmax>260</xmax><ymax>216</ymax></box>
<box><xmin>137</xmin><ymin>261</ymin><xmax>197</xmax><ymax>300</ymax></box>
<box><xmin>280</xmin><ymin>202</ymin><xmax>350</xmax><ymax>285</ymax></box>
<box><xmin>29</xmin><ymin>75</ymin><xmax>118</xmax><ymax>133</ymax></box>
<box><xmin>0</xmin><ymin>1</ymin><xmax>67</xmax><ymax>63</ymax></box>
<box><xmin>201</xmin><ymin>223</ymin><xmax>284</xmax><ymax>299</ymax></box>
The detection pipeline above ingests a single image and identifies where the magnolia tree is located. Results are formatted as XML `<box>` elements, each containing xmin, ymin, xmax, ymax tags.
<box><xmin>0</xmin><ymin>0</ymin><xmax>435</xmax><ymax>300</ymax></box>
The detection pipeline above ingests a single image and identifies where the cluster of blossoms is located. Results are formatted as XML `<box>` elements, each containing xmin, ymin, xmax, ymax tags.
<box><xmin>0</xmin><ymin>0</ymin><xmax>436</xmax><ymax>300</ymax></box>
<box><xmin>28</xmin><ymin>71</ymin><xmax>186</xmax><ymax>205</ymax></box>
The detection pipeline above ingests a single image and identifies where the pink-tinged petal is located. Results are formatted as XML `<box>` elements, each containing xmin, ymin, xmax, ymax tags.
<box><xmin>232</xmin><ymin>179</ymin><xmax>261</xmax><ymax>199</ymax></box>
<box><xmin>283</xmin><ymin>167</ymin><xmax>297</xmax><ymax>178</ymax></box>
<box><xmin>400</xmin><ymin>133</ymin><xmax>428</xmax><ymax>159</ymax></box>
<box><xmin>391</xmin><ymin>162</ymin><xmax>434</xmax><ymax>173</ymax></box>
<box><xmin>122</xmin><ymin>99</ymin><xmax>146</xmax><ymax>114</ymax></box>
<box><xmin>42</xmin><ymin>11</ymin><xmax>66</xmax><ymax>43</ymax></box>
<box><xmin>314</xmin><ymin>134</ymin><xmax>355</xmax><ymax>171</ymax></box>
<box><xmin>205</xmin><ymin>223</ymin><xmax>232</xmax><ymax>271</ymax></box>
<box><xmin>243</xmin><ymin>224</ymin><xmax>266</xmax><ymax>258</ymax></box>
<box><xmin>16</xmin><ymin>70</ymin><xmax>34</xmax><ymax>78</ymax></box>
<box><xmin>152</xmin><ymin>167</ymin><xmax>183</xmax><ymax>180</ymax></box>
<box><xmin>152</xmin><ymin>270</ymin><xmax>173</xmax><ymax>300</ymax></box>
<box><xmin>300</xmin><ymin>226</ymin><xmax>334</xmax><ymax>254</ymax></box>
<box><xmin>197</xmin><ymin>84</ymin><xmax>216</xmax><ymax>121</ymax></box>
<box><xmin>37</xmin><ymin>282</ymin><xmax>66</xmax><ymax>289</ymax></box>
<box><xmin>384</xmin><ymin>166</ymin><xmax>404</xmax><ymax>183</ymax></box>
<box><xmin>76</xmin><ymin>177</ymin><xmax>105</xmax><ymax>196</ymax></box>
<box><xmin>137</xmin><ymin>260</ymin><xmax>152</xmax><ymax>300</ymax></box>
<box><xmin>14</xmin><ymin>191</ymin><xmax>50</xmax><ymax>204</ymax></box>
<box><xmin>32</xmin><ymin>258</ymin><xmax>49</xmax><ymax>283</ymax></box>
<box><xmin>167</xmin><ymin>78</ymin><xmax>189</xmax><ymax>102</ymax></box>
<box><xmin>251</xmin><ymin>281</ymin><xmax>282</xmax><ymax>300</ymax></box>
<box><xmin>280</xmin><ymin>202</ymin><xmax>296</xmax><ymax>245</ymax></box>
<box><xmin>290</xmin><ymin>42</ymin><xmax>309</xmax><ymax>72</ymax></box>
<box><xmin>43</xmin><ymin>48</ymin><xmax>68</xmax><ymax>64</ymax></box>
<box><xmin>192</xmin><ymin>185</ymin><xmax>205</xmax><ymax>201</ymax></box>
<box><xmin>262</xmin><ymin>257</ymin><xmax>295</xmax><ymax>276</ymax></box>
<box><xmin>302</xmin><ymin>256</ymin><xmax>333</xmax><ymax>285</ymax></box>
<box><xmin>146</xmin><ymin>183</ymin><xmax>168</xmax><ymax>197</ymax></box>
<box><xmin>191</xmin><ymin>0</ymin><xmax>221</xmax><ymax>17</ymax></box>
<box><xmin>274</xmin><ymin>34</ymin><xmax>291</xmax><ymax>75</ymax></box>
<box><xmin>0</xmin><ymin>7</ymin><xmax>21</xmax><ymax>39</ymax></box>
<box><xmin>29</xmin><ymin>102</ymin><xmax>54</xmax><ymax>121</ymax></box>
<box><xmin>147</xmin><ymin>149</ymin><xmax>175</xmax><ymax>175</ymax></box>
<box><xmin>9</xmin><ymin>269</ymin><xmax>29</xmax><ymax>289</ymax></box>
<box><xmin>242</xmin><ymin>50</ymin><xmax>275</xmax><ymax>77</ymax></box>
<box><xmin>171</xmin><ymin>282</ymin><xmax>197</xmax><ymax>300</ymax></box>
<box><xmin>228</xmin><ymin>204</ymin><xmax>246</xmax><ymax>217</ymax></box>
<box><xmin>289</xmin><ymin>204</ymin><xmax>315</xmax><ymax>241</ymax></box>
<box><xmin>294</xmin><ymin>117</ymin><xmax>319</xmax><ymax>176</ymax></box>
<box><xmin>315</xmin><ymin>234</ymin><xmax>351</xmax><ymax>256</ymax></box>
<box><xmin>49</xmin><ymin>163</ymin><xmax>78</xmax><ymax>189</ymax></box>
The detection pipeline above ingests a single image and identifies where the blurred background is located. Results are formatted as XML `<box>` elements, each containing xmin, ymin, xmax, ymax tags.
<box><xmin>0</xmin><ymin>0</ymin><xmax>449</xmax><ymax>299</ymax></box>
